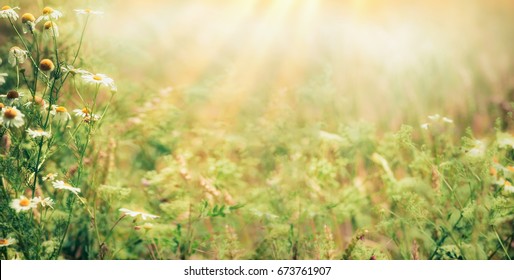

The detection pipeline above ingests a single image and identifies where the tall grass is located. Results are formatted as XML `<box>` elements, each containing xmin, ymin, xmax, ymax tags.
<box><xmin>1</xmin><ymin>0</ymin><xmax>513</xmax><ymax>259</ymax></box>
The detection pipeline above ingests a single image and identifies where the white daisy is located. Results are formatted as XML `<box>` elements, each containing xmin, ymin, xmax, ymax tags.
<box><xmin>73</xmin><ymin>108</ymin><xmax>100</xmax><ymax>122</ymax></box>
<box><xmin>0</xmin><ymin>6</ymin><xmax>19</xmax><ymax>20</ymax></box>
<box><xmin>61</xmin><ymin>65</ymin><xmax>90</xmax><ymax>76</ymax></box>
<box><xmin>420</xmin><ymin>123</ymin><xmax>430</xmax><ymax>130</ymax></box>
<box><xmin>442</xmin><ymin>117</ymin><xmax>453</xmax><ymax>124</ymax></box>
<box><xmin>467</xmin><ymin>140</ymin><xmax>486</xmax><ymax>158</ymax></box>
<box><xmin>0</xmin><ymin>237</ymin><xmax>16</xmax><ymax>247</ymax></box>
<box><xmin>50</xmin><ymin>105</ymin><xmax>71</xmax><ymax>122</ymax></box>
<box><xmin>1</xmin><ymin>90</ymin><xmax>24</xmax><ymax>105</ymax></box>
<box><xmin>42</xmin><ymin>173</ymin><xmax>58</xmax><ymax>181</ymax></box>
<box><xmin>119</xmin><ymin>208</ymin><xmax>159</xmax><ymax>220</ymax></box>
<box><xmin>43</xmin><ymin>21</ymin><xmax>59</xmax><ymax>38</ymax></box>
<box><xmin>10</xmin><ymin>196</ymin><xmax>37</xmax><ymax>213</ymax></box>
<box><xmin>52</xmin><ymin>180</ymin><xmax>81</xmax><ymax>194</ymax></box>
<box><xmin>504</xmin><ymin>181</ymin><xmax>514</xmax><ymax>194</ymax></box>
<box><xmin>0</xmin><ymin>73</ymin><xmax>7</xmax><ymax>86</ymax></box>
<box><xmin>32</xmin><ymin>196</ymin><xmax>55</xmax><ymax>209</ymax></box>
<box><xmin>73</xmin><ymin>107</ymin><xmax>91</xmax><ymax>118</ymax></box>
<box><xmin>427</xmin><ymin>114</ymin><xmax>440</xmax><ymax>121</ymax></box>
<box><xmin>82</xmin><ymin>73</ymin><xmax>117</xmax><ymax>91</ymax></box>
<box><xmin>8</xmin><ymin>46</ymin><xmax>28</xmax><ymax>67</ymax></box>
<box><xmin>26</xmin><ymin>128</ymin><xmax>51</xmax><ymax>138</ymax></box>
<box><xmin>497</xmin><ymin>133</ymin><xmax>514</xmax><ymax>149</ymax></box>
<box><xmin>35</xmin><ymin>7</ymin><xmax>63</xmax><ymax>24</ymax></box>
<box><xmin>74</xmin><ymin>9</ymin><xmax>103</xmax><ymax>15</ymax></box>
<box><xmin>21</xmin><ymin>13</ymin><xmax>36</xmax><ymax>34</ymax></box>
<box><xmin>1</xmin><ymin>106</ymin><xmax>25</xmax><ymax>128</ymax></box>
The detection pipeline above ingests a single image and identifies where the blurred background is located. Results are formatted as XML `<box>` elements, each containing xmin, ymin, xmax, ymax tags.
<box><xmin>3</xmin><ymin>0</ymin><xmax>514</xmax><ymax>135</ymax></box>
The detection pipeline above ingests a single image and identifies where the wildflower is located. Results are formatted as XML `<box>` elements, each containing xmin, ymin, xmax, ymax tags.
<box><xmin>39</xmin><ymin>59</ymin><xmax>55</xmax><ymax>72</ymax></box>
<box><xmin>26</xmin><ymin>128</ymin><xmax>51</xmax><ymax>138</ymax></box>
<box><xmin>82</xmin><ymin>73</ymin><xmax>117</xmax><ymax>91</ymax></box>
<box><xmin>319</xmin><ymin>130</ymin><xmax>344</xmax><ymax>142</ymax></box>
<box><xmin>50</xmin><ymin>105</ymin><xmax>71</xmax><ymax>122</ymax></box>
<box><xmin>442</xmin><ymin>117</ymin><xmax>453</xmax><ymax>123</ymax></box>
<box><xmin>503</xmin><ymin>180</ymin><xmax>514</xmax><ymax>194</ymax></box>
<box><xmin>43</xmin><ymin>21</ymin><xmax>59</xmax><ymax>38</ymax></box>
<box><xmin>8</xmin><ymin>46</ymin><xmax>28</xmax><ymax>67</ymax></box>
<box><xmin>52</xmin><ymin>180</ymin><xmax>81</xmax><ymax>194</ymax></box>
<box><xmin>21</xmin><ymin>13</ymin><xmax>36</xmax><ymax>33</ymax></box>
<box><xmin>119</xmin><ymin>208</ymin><xmax>159</xmax><ymax>220</ymax></box>
<box><xmin>24</xmin><ymin>96</ymin><xmax>46</xmax><ymax>109</ymax></box>
<box><xmin>83</xmin><ymin>114</ymin><xmax>100</xmax><ymax>123</ymax></box>
<box><xmin>0</xmin><ymin>73</ymin><xmax>7</xmax><ymax>86</ymax></box>
<box><xmin>42</xmin><ymin>173</ymin><xmax>58</xmax><ymax>181</ymax></box>
<box><xmin>467</xmin><ymin>140</ymin><xmax>486</xmax><ymax>158</ymax></box>
<box><xmin>420</xmin><ymin>123</ymin><xmax>430</xmax><ymax>130</ymax></box>
<box><xmin>1</xmin><ymin>90</ymin><xmax>24</xmax><ymax>105</ymax></box>
<box><xmin>0</xmin><ymin>6</ymin><xmax>19</xmax><ymax>20</ymax></box>
<box><xmin>497</xmin><ymin>133</ymin><xmax>514</xmax><ymax>149</ymax></box>
<box><xmin>0</xmin><ymin>237</ymin><xmax>16</xmax><ymax>247</ymax></box>
<box><xmin>74</xmin><ymin>9</ymin><xmax>103</xmax><ymax>15</ymax></box>
<box><xmin>507</xmin><ymin>166</ymin><xmax>514</xmax><ymax>173</ymax></box>
<box><xmin>490</xmin><ymin>166</ymin><xmax>498</xmax><ymax>177</ymax></box>
<box><xmin>73</xmin><ymin>107</ymin><xmax>91</xmax><ymax>118</ymax></box>
<box><xmin>32</xmin><ymin>196</ymin><xmax>55</xmax><ymax>209</ymax></box>
<box><xmin>35</xmin><ymin>7</ymin><xmax>62</xmax><ymax>24</ymax></box>
<box><xmin>61</xmin><ymin>65</ymin><xmax>90</xmax><ymax>76</ymax></box>
<box><xmin>1</xmin><ymin>106</ymin><xmax>25</xmax><ymax>128</ymax></box>
<box><xmin>73</xmin><ymin>107</ymin><xmax>100</xmax><ymax>122</ymax></box>
<box><xmin>10</xmin><ymin>196</ymin><xmax>37</xmax><ymax>212</ymax></box>
<box><xmin>142</xmin><ymin>223</ymin><xmax>154</xmax><ymax>231</ymax></box>
<box><xmin>427</xmin><ymin>114</ymin><xmax>440</xmax><ymax>121</ymax></box>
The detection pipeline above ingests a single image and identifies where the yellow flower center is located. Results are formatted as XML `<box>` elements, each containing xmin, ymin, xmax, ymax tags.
<box><xmin>508</xmin><ymin>166</ymin><xmax>514</xmax><ymax>172</ymax></box>
<box><xmin>0</xmin><ymin>103</ymin><xmax>4</xmax><ymax>110</ymax></box>
<box><xmin>1</xmin><ymin>6</ymin><xmax>11</xmax><ymax>10</ymax></box>
<box><xmin>55</xmin><ymin>106</ymin><xmax>67</xmax><ymax>113</ymax></box>
<box><xmin>0</xmin><ymin>239</ymin><xmax>7</xmax><ymax>245</ymax></box>
<box><xmin>22</xmin><ymin>13</ymin><xmax>35</xmax><ymax>23</ymax></box>
<box><xmin>7</xmin><ymin>90</ymin><xmax>19</xmax><ymax>99</ymax></box>
<box><xmin>42</xmin><ymin>7</ymin><xmax>54</xmax><ymax>14</ymax></box>
<box><xmin>85</xmin><ymin>9</ymin><xmax>91</xmax><ymax>13</ymax></box>
<box><xmin>82</xmin><ymin>108</ymin><xmax>90</xmax><ymax>114</ymax></box>
<box><xmin>39</xmin><ymin>59</ymin><xmax>55</xmax><ymax>71</ymax></box>
<box><xmin>93</xmin><ymin>75</ymin><xmax>103</xmax><ymax>81</ymax></box>
<box><xmin>44</xmin><ymin>21</ymin><xmax>54</xmax><ymax>30</ymax></box>
<box><xmin>506</xmin><ymin>181</ymin><xmax>513</xmax><ymax>187</ymax></box>
<box><xmin>4</xmin><ymin>108</ymin><xmax>17</xmax><ymax>119</ymax></box>
<box><xmin>19</xmin><ymin>198</ymin><xmax>30</xmax><ymax>207</ymax></box>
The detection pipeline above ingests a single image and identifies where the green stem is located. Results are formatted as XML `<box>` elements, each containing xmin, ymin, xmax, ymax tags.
<box><xmin>493</xmin><ymin>227</ymin><xmax>511</xmax><ymax>260</ymax></box>
<box><xmin>72</xmin><ymin>14</ymin><xmax>90</xmax><ymax>65</ymax></box>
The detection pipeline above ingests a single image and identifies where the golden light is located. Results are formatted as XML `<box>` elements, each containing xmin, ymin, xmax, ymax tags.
<box><xmin>84</xmin><ymin>0</ymin><xmax>514</xmax><ymax>126</ymax></box>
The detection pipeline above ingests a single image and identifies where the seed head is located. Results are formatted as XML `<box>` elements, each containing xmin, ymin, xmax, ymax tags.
<box><xmin>55</xmin><ymin>106</ymin><xmax>67</xmax><ymax>113</ymax></box>
<box><xmin>21</xmin><ymin>13</ymin><xmax>35</xmax><ymax>23</ymax></box>
<box><xmin>44</xmin><ymin>21</ymin><xmax>55</xmax><ymax>30</ymax></box>
<box><xmin>6</xmin><ymin>90</ymin><xmax>19</xmax><ymax>99</ymax></box>
<box><xmin>42</xmin><ymin>7</ymin><xmax>54</xmax><ymax>14</ymax></box>
<box><xmin>39</xmin><ymin>59</ymin><xmax>55</xmax><ymax>71</ymax></box>
<box><xmin>4</xmin><ymin>108</ymin><xmax>17</xmax><ymax>119</ymax></box>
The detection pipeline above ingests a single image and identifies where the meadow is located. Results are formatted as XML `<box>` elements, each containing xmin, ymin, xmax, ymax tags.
<box><xmin>0</xmin><ymin>0</ymin><xmax>513</xmax><ymax>260</ymax></box>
